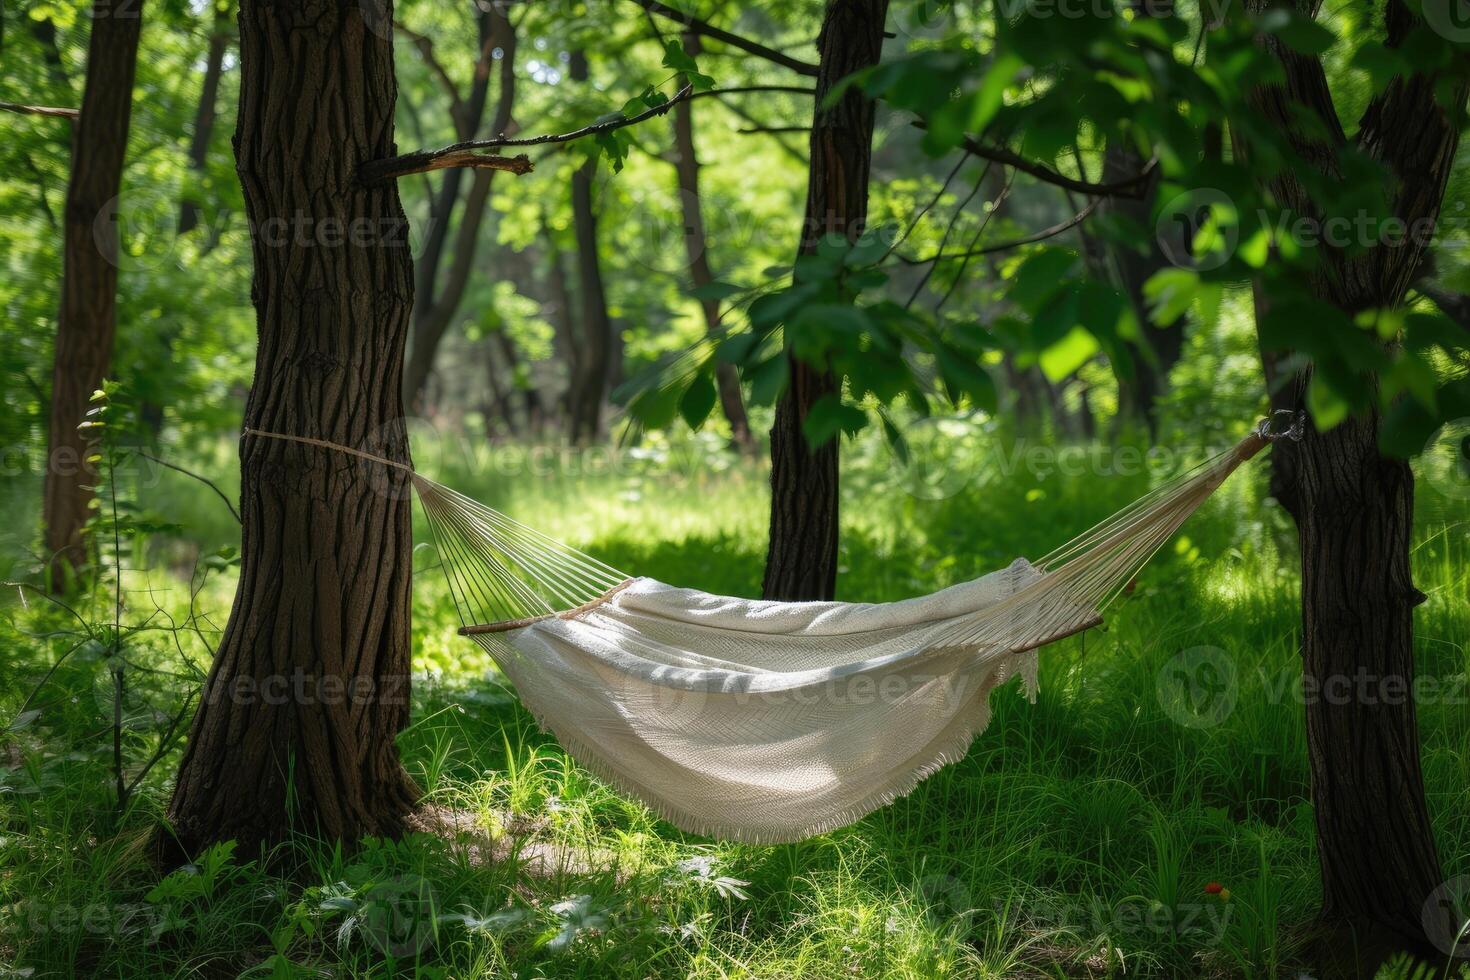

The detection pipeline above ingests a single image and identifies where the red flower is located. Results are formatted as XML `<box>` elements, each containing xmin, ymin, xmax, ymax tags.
<box><xmin>1204</xmin><ymin>882</ymin><xmax>1223</xmax><ymax>895</ymax></box>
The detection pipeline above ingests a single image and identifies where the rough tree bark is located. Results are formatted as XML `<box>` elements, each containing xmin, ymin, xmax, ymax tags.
<box><xmin>672</xmin><ymin>31</ymin><xmax>755</xmax><ymax>453</ymax></box>
<box><xmin>403</xmin><ymin>4</ymin><xmax>515</xmax><ymax>408</ymax></box>
<box><xmin>1241</xmin><ymin>0</ymin><xmax>1464</xmax><ymax>955</ymax></box>
<box><xmin>761</xmin><ymin>0</ymin><xmax>889</xmax><ymax>601</ymax></box>
<box><xmin>565</xmin><ymin>49</ymin><xmax>615</xmax><ymax>444</ymax></box>
<box><xmin>41</xmin><ymin>0</ymin><xmax>144</xmax><ymax>587</ymax></box>
<box><xmin>164</xmin><ymin>0</ymin><xmax>420</xmax><ymax>855</ymax></box>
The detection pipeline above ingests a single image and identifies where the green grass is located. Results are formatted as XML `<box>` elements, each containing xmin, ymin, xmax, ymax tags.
<box><xmin>2</xmin><ymin>427</ymin><xmax>1468</xmax><ymax>978</ymax></box>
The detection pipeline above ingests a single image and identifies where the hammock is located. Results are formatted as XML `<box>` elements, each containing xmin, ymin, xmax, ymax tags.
<box><xmin>245</xmin><ymin>417</ymin><xmax>1293</xmax><ymax>843</ymax></box>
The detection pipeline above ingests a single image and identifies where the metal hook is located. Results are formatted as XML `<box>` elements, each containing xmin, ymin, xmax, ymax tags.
<box><xmin>1254</xmin><ymin>409</ymin><xmax>1306</xmax><ymax>443</ymax></box>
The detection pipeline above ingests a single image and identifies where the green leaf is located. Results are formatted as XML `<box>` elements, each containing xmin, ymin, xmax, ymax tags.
<box><xmin>802</xmin><ymin>395</ymin><xmax>867</xmax><ymax>446</ymax></box>
<box><xmin>1307</xmin><ymin>374</ymin><xmax>1351</xmax><ymax>430</ymax></box>
<box><xmin>689</xmin><ymin>280</ymin><xmax>742</xmax><ymax>302</ymax></box>
<box><xmin>1039</xmin><ymin>327</ymin><xmax>1101</xmax><ymax>382</ymax></box>
<box><xmin>7</xmin><ymin>709</ymin><xmax>40</xmax><ymax>732</ymax></box>
<box><xmin>718</xmin><ymin>331</ymin><xmax>762</xmax><ymax>365</ymax></box>
<box><xmin>1350</xmin><ymin>41</ymin><xmax>1409</xmax><ymax>94</ymax></box>
<box><xmin>937</xmin><ymin>348</ymin><xmax>997</xmax><ymax>411</ymax></box>
<box><xmin>878</xmin><ymin>408</ymin><xmax>909</xmax><ymax>466</ymax></box>
<box><xmin>594</xmin><ymin>129</ymin><xmax>632</xmax><ymax>173</ymax></box>
<box><xmin>662</xmin><ymin>40</ymin><xmax>699</xmax><ymax>74</ymax></box>
<box><xmin>661</xmin><ymin>41</ymin><xmax>714</xmax><ymax>90</ymax></box>
<box><xmin>746</xmin><ymin>355</ymin><xmax>789</xmax><ymax>407</ymax></box>
<box><xmin>1008</xmin><ymin>248</ymin><xmax>1078</xmax><ymax>313</ymax></box>
<box><xmin>1264</xmin><ymin>13</ymin><xmax>1337</xmax><ymax>56</ymax></box>
<box><xmin>1143</xmin><ymin>268</ymin><xmax>1200</xmax><ymax>327</ymax></box>
<box><xmin>628</xmin><ymin>384</ymin><xmax>682</xmax><ymax>430</ymax></box>
<box><xmin>678</xmin><ymin>373</ymin><xmax>718</xmax><ymax>430</ymax></box>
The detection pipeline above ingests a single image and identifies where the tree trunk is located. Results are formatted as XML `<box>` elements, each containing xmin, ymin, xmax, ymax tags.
<box><xmin>1281</xmin><ymin>411</ymin><xmax>1444</xmax><ymax>948</ymax></box>
<box><xmin>1098</xmin><ymin>1</ymin><xmax>1183</xmax><ymax>435</ymax></box>
<box><xmin>1239</xmin><ymin>2</ymin><xmax>1464</xmax><ymax>952</ymax></box>
<box><xmin>566</xmin><ymin>49</ymin><xmax>613</xmax><ymax>445</ymax></box>
<box><xmin>1101</xmin><ymin>143</ymin><xmax>1181</xmax><ymax>435</ymax></box>
<box><xmin>178</xmin><ymin>1</ymin><xmax>231</xmax><ymax>235</ymax></box>
<box><xmin>761</xmin><ymin>0</ymin><xmax>888</xmax><ymax>601</ymax></box>
<box><xmin>541</xmin><ymin>224</ymin><xmax>582</xmax><ymax>426</ymax></box>
<box><xmin>164</xmin><ymin>0</ymin><xmax>420</xmax><ymax>856</ymax></box>
<box><xmin>41</xmin><ymin>0</ymin><xmax>143</xmax><ymax>588</ymax></box>
<box><xmin>672</xmin><ymin>32</ymin><xmax>754</xmax><ymax>453</ymax></box>
<box><xmin>402</xmin><ymin>4</ymin><xmax>514</xmax><ymax>410</ymax></box>
<box><xmin>28</xmin><ymin>15</ymin><xmax>70</xmax><ymax>90</ymax></box>
<box><xmin>403</xmin><ymin>167</ymin><xmax>493</xmax><ymax>406</ymax></box>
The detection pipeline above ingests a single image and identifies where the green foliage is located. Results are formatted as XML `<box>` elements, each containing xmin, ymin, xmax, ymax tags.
<box><xmin>863</xmin><ymin>0</ymin><xmax>1470</xmax><ymax>454</ymax></box>
<box><xmin>3</xmin><ymin>429</ymin><xmax>1467</xmax><ymax>976</ymax></box>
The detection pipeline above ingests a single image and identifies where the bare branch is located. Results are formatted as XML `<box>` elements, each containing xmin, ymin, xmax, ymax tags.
<box><xmin>0</xmin><ymin>99</ymin><xmax>78</xmax><ymax>119</ymax></box>
<box><xmin>365</xmin><ymin>150</ymin><xmax>533</xmax><ymax>183</ymax></box>
<box><xmin>630</xmin><ymin>0</ymin><xmax>818</xmax><ymax>77</ymax></box>
<box><xmin>394</xmin><ymin>20</ymin><xmax>467</xmax><ymax>131</ymax></box>
<box><xmin>893</xmin><ymin>198</ymin><xmax>1102</xmax><ymax>265</ymax></box>
<box><xmin>362</xmin><ymin>84</ymin><xmax>694</xmax><ymax>183</ymax></box>
<box><xmin>694</xmin><ymin>84</ymin><xmax>814</xmax><ymax>102</ymax></box>
<box><xmin>136</xmin><ymin>451</ymin><xmax>242</xmax><ymax>525</ymax></box>
<box><xmin>912</xmin><ymin>121</ymin><xmax>1152</xmax><ymax>199</ymax></box>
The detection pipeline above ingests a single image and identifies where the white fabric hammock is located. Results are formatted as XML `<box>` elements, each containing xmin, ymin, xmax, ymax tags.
<box><xmin>245</xmin><ymin>423</ymin><xmax>1279</xmax><ymax>843</ymax></box>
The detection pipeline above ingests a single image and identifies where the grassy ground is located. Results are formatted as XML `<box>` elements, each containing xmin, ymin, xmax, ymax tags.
<box><xmin>1</xmin><ymin>424</ymin><xmax>1467</xmax><ymax>978</ymax></box>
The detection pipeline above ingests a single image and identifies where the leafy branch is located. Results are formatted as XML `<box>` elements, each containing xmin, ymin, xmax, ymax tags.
<box><xmin>360</xmin><ymin>84</ymin><xmax>696</xmax><ymax>183</ymax></box>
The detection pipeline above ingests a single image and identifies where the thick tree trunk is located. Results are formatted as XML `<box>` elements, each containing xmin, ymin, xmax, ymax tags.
<box><xmin>1277</xmin><ymin>411</ymin><xmax>1444</xmax><ymax>948</ymax></box>
<box><xmin>672</xmin><ymin>32</ymin><xmax>754</xmax><ymax>453</ymax></box>
<box><xmin>41</xmin><ymin>0</ymin><xmax>143</xmax><ymax>587</ymax></box>
<box><xmin>178</xmin><ymin>2</ymin><xmax>231</xmax><ymax>235</ymax></box>
<box><xmin>402</xmin><ymin>5</ymin><xmax>514</xmax><ymax>410</ymax></box>
<box><xmin>761</xmin><ymin>0</ymin><xmax>888</xmax><ymax>601</ymax></box>
<box><xmin>1239</xmin><ymin>3</ymin><xmax>1464</xmax><ymax>951</ymax></box>
<box><xmin>565</xmin><ymin>49</ymin><xmax>614</xmax><ymax>445</ymax></box>
<box><xmin>164</xmin><ymin>0</ymin><xmax>420</xmax><ymax>856</ymax></box>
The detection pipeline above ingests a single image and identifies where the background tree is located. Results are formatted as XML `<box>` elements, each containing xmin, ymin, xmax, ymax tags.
<box><xmin>565</xmin><ymin>49</ymin><xmax>617</xmax><ymax>444</ymax></box>
<box><xmin>762</xmin><ymin>0</ymin><xmax>890</xmax><ymax>601</ymax></box>
<box><xmin>670</xmin><ymin>31</ymin><xmax>754</xmax><ymax>452</ymax></box>
<box><xmin>402</xmin><ymin>1</ymin><xmax>517</xmax><ymax>409</ymax></box>
<box><xmin>42</xmin><ymin>0</ymin><xmax>144</xmax><ymax>587</ymax></box>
